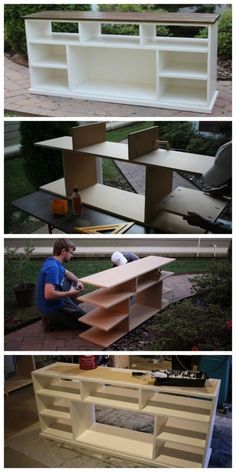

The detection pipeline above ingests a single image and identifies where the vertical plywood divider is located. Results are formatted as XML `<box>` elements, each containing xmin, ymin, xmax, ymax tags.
<box><xmin>63</xmin><ymin>150</ymin><xmax>97</xmax><ymax>196</ymax></box>
<box><xmin>128</xmin><ymin>126</ymin><xmax>159</xmax><ymax>160</ymax></box>
<box><xmin>72</xmin><ymin>122</ymin><xmax>106</xmax><ymax>149</ymax></box>
<box><xmin>71</xmin><ymin>401</ymin><xmax>95</xmax><ymax>439</ymax></box>
<box><xmin>145</xmin><ymin>166</ymin><xmax>173</xmax><ymax>222</ymax></box>
<box><xmin>62</xmin><ymin>122</ymin><xmax>107</xmax><ymax>196</ymax></box>
<box><xmin>136</xmin><ymin>282</ymin><xmax>163</xmax><ymax>308</ymax></box>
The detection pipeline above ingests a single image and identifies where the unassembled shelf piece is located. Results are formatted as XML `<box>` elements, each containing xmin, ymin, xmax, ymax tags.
<box><xmin>36</xmin><ymin>123</ymin><xmax>228</xmax><ymax>234</ymax></box>
<box><xmin>32</xmin><ymin>362</ymin><xmax>221</xmax><ymax>468</ymax></box>
<box><xmin>24</xmin><ymin>11</ymin><xmax>219</xmax><ymax>112</ymax></box>
<box><xmin>77</xmin><ymin>255</ymin><xmax>175</xmax><ymax>347</ymax></box>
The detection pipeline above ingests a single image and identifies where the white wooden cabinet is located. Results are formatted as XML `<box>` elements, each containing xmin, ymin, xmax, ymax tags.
<box><xmin>24</xmin><ymin>11</ymin><xmax>219</xmax><ymax>113</ymax></box>
<box><xmin>36</xmin><ymin>123</ymin><xmax>227</xmax><ymax>234</ymax></box>
<box><xmin>32</xmin><ymin>362</ymin><xmax>221</xmax><ymax>468</ymax></box>
<box><xmin>77</xmin><ymin>255</ymin><xmax>174</xmax><ymax>347</ymax></box>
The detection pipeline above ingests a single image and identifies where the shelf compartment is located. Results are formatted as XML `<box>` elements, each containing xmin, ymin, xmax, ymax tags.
<box><xmin>29</xmin><ymin>43</ymin><xmax>67</xmax><ymax>69</ymax></box>
<box><xmin>83</xmin><ymin>34</ymin><xmax>140</xmax><ymax>48</ymax></box>
<box><xmin>43</xmin><ymin>419</ymin><xmax>73</xmax><ymax>441</ymax></box>
<box><xmin>30</xmin><ymin>67</ymin><xmax>69</xmax><ymax>91</ymax></box>
<box><xmin>78</xmin><ymin>284</ymin><xmax>135</xmax><ymax>308</ymax></box>
<box><xmin>129</xmin><ymin>303</ymin><xmax>159</xmax><ymax>330</ymax></box>
<box><xmin>30</xmin><ymin>33</ymin><xmax>80</xmax><ymax>45</ymax></box>
<box><xmin>68</xmin><ymin>46</ymin><xmax>157</xmax><ymax>101</ymax></box>
<box><xmin>155</xmin><ymin>443</ymin><xmax>203</xmax><ymax>468</ymax></box>
<box><xmin>159</xmin><ymin>51</ymin><xmax>207</xmax><ymax>80</ymax></box>
<box><xmin>157</xmin><ymin>416</ymin><xmax>207</xmax><ymax>450</ymax></box>
<box><xmin>141</xmin><ymin>390</ymin><xmax>211</xmax><ymax>423</ymax></box>
<box><xmin>78</xmin><ymin>422</ymin><xmax>154</xmax><ymax>459</ymax></box>
<box><xmin>40</xmin><ymin>408</ymin><xmax>71</xmax><ymax>421</ymax></box>
<box><xmin>159</xmin><ymin>77</ymin><xmax>207</xmax><ymax>105</ymax></box>
<box><xmin>83</xmin><ymin>384</ymin><xmax>140</xmax><ymax>411</ymax></box>
<box><xmin>79</xmin><ymin>302</ymin><xmax>129</xmax><ymax>331</ymax></box>
<box><xmin>158</xmin><ymin>186</ymin><xmax>227</xmax><ymax>221</ymax></box>
<box><xmin>148</xmin><ymin>37</ymin><xmax>208</xmax><ymax>53</ymax></box>
<box><xmin>137</xmin><ymin>269</ymin><xmax>173</xmax><ymax>293</ymax></box>
<box><xmin>79</xmin><ymin>319</ymin><xmax>129</xmax><ymax>347</ymax></box>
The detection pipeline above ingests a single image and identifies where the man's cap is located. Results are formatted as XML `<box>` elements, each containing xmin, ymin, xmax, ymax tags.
<box><xmin>111</xmin><ymin>251</ymin><xmax>128</xmax><ymax>266</ymax></box>
<box><xmin>203</xmin><ymin>141</ymin><xmax>232</xmax><ymax>186</ymax></box>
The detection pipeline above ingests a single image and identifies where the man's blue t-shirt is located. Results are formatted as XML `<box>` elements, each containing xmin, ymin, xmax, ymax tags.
<box><xmin>37</xmin><ymin>257</ymin><xmax>66</xmax><ymax>315</ymax></box>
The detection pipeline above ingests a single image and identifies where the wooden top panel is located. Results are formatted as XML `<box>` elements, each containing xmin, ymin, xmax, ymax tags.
<box><xmin>36</xmin><ymin>136</ymin><xmax>214</xmax><ymax>175</ymax></box>
<box><xmin>34</xmin><ymin>363</ymin><xmax>220</xmax><ymax>397</ymax></box>
<box><xmin>80</xmin><ymin>255</ymin><xmax>175</xmax><ymax>288</ymax></box>
<box><xmin>24</xmin><ymin>11</ymin><xmax>219</xmax><ymax>25</ymax></box>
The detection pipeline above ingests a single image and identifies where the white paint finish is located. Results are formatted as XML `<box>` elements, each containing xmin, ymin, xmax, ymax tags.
<box><xmin>25</xmin><ymin>15</ymin><xmax>218</xmax><ymax>112</ymax></box>
<box><xmin>33</xmin><ymin>364</ymin><xmax>220</xmax><ymax>467</ymax></box>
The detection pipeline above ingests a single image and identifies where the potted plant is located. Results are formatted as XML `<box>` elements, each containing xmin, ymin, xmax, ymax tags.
<box><xmin>5</xmin><ymin>245</ymin><xmax>36</xmax><ymax>307</ymax></box>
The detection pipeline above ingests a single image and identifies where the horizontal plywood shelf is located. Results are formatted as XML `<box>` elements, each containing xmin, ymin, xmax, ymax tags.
<box><xmin>38</xmin><ymin>388</ymin><xmax>81</xmax><ymax>401</ymax></box>
<box><xmin>78</xmin><ymin>287</ymin><xmax>134</xmax><ymax>308</ymax></box>
<box><xmin>79</xmin><ymin>322</ymin><xmax>128</xmax><ymax>348</ymax></box>
<box><xmin>79</xmin><ymin>307</ymin><xmax>129</xmax><ymax>331</ymax></box>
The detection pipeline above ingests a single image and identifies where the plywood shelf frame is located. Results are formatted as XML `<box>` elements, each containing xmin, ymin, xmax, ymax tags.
<box><xmin>32</xmin><ymin>363</ymin><xmax>220</xmax><ymax>468</ymax></box>
<box><xmin>77</xmin><ymin>256</ymin><xmax>174</xmax><ymax>346</ymax></box>
<box><xmin>35</xmin><ymin>123</ymin><xmax>226</xmax><ymax>233</ymax></box>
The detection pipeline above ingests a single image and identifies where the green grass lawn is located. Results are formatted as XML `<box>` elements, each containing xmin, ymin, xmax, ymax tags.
<box><xmin>5</xmin><ymin>257</ymin><xmax>226</xmax><ymax>332</ymax></box>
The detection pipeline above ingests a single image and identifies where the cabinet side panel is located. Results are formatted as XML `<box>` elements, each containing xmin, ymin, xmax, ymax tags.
<box><xmin>71</xmin><ymin>401</ymin><xmax>95</xmax><ymax>439</ymax></box>
<box><xmin>136</xmin><ymin>281</ymin><xmax>163</xmax><ymax>308</ymax></box>
<box><xmin>207</xmin><ymin>24</ymin><xmax>218</xmax><ymax>102</ymax></box>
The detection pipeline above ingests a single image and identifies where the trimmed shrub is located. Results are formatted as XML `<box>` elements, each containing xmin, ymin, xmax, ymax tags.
<box><xmin>20</xmin><ymin>122</ymin><xmax>77</xmax><ymax>189</ymax></box>
<box><xmin>197</xmin><ymin>7</ymin><xmax>232</xmax><ymax>59</ymax></box>
<box><xmin>185</xmin><ymin>135</ymin><xmax>229</xmax><ymax>156</ymax></box>
<box><xmin>156</xmin><ymin>122</ymin><xmax>194</xmax><ymax>150</ymax></box>
<box><xmin>4</xmin><ymin>4</ymin><xmax>91</xmax><ymax>56</ymax></box>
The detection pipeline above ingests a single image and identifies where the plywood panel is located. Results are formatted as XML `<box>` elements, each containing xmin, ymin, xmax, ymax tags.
<box><xmin>80</xmin><ymin>255</ymin><xmax>174</xmax><ymax>288</ymax></box>
<box><xmin>134</xmin><ymin>149</ymin><xmax>215</xmax><ymax>175</ymax></box>
<box><xmin>158</xmin><ymin>186</ymin><xmax>227</xmax><ymax>221</ymax></box>
<box><xmin>145</xmin><ymin>166</ymin><xmax>173</xmax><ymax>221</ymax></box>
<box><xmin>149</xmin><ymin>211</ymin><xmax>206</xmax><ymax>234</ymax></box>
<box><xmin>79</xmin><ymin>320</ymin><xmax>129</xmax><ymax>348</ymax></box>
<box><xmin>72</xmin><ymin>122</ymin><xmax>106</xmax><ymax>150</ymax></box>
<box><xmin>35</xmin><ymin>136</ymin><xmax>73</xmax><ymax>152</ymax></box>
<box><xmin>128</xmin><ymin>126</ymin><xmax>159</xmax><ymax>160</ymax></box>
<box><xmin>24</xmin><ymin>11</ymin><xmax>219</xmax><ymax>25</ymax></box>
<box><xmin>80</xmin><ymin>183</ymin><xmax>145</xmax><ymax>222</ymax></box>
<box><xmin>63</xmin><ymin>151</ymin><xmax>97</xmax><ymax>195</ymax></box>
<box><xmin>78</xmin><ymin>141</ymin><xmax>129</xmax><ymax>161</ymax></box>
<box><xmin>79</xmin><ymin>305</ymin><xmax>129</xmax><ymax>331</ymax></box>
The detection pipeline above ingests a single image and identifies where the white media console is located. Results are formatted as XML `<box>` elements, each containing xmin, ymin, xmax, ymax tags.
<box><xmin>24</xmin><ymin>11</ymin><xmax>219</xmax><ymax>113</ymax></box>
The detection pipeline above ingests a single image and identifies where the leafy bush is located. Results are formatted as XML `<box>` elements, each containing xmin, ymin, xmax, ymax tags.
<box><xmin>197</xmin><ymin>7</ymin><xmax>232</xmax><ymax>59</ymax></box>
<box><xmin>185</xmin><ymin>135</ymin><xmax>229</xmax><ymax>156</ymax></box>
<box><xmin>155</xmin><ymin>122</ymin><xmax>194</xmax><ymax>149</ymax></box>
<box><xmin>4</xmin><ymin>4</ymin><xmax>91</xmax><ymax>56</ymax></box>
<box><xmin>20</xmin><ymin>121</ymin><xmax>77</xmax><ymax>189</ymax></box>
<box><xmin>99</xmin><ymin>5</ymin><xmax>172</xmax><ymax>37</ymax></box>
<box><xmin>191</xmin><ymin>260</ymin><xmax>232</xmax><ymax>309</ymax></box>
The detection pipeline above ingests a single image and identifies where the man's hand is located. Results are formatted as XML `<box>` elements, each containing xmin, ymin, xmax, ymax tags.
<box><xmin>183</xmin><ymin>212</ymin><xmax>207</xmax><ymax>228</ymax></box>
<box><xmin>76</xmin><ymin>281</ymin><xmax>84</xmax><ymax>291</ymax></box>
<box><xmin>68</xmin><ymin>287</ymin><xmax>82</xmax><ymax>298</ymax></box>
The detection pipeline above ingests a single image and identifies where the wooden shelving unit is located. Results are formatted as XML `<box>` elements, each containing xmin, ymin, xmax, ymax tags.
<box><xmin>36</xmin><ymin>123</ymin><xmax>227</xmax><ymax>234</ymax></box>
<box><xmin>77</xmin><ymin>255</ymin><xmax>174</xmax><ymax>347</ymax></box>
<box><xmin>32</xmin><ymin>362</ymin><xmax>221</xmax><ymax>468</ymax></box>
<box><xmin>24</xmin><ymin>11</ymin><xmax>219</xmax><ymax>113</ymax></box>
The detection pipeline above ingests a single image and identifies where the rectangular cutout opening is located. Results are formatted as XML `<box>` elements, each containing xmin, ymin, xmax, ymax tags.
<box><xmin>51</xmin><ymin>21</ymin><xmax>79</xmax><ymax>34</ymax></box>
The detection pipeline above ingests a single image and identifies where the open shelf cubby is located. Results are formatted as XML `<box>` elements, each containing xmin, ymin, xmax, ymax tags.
<box><xmin>24</xmin><ymin>11</ymin><xmax>219</xmax><ymax>112</ymax></box>
<box><xmin>32</xmin><ymin>363</ymin><xmax>221</xmax><ymax>467</ymax></box>
<box><xmin>36</xmin><ymin>123</ymin><xmax>228</xmax><ymax>234</ymax></box>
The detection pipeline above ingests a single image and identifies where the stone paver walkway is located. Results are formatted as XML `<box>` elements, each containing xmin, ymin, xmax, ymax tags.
<box><xmin>4</xmin><ymin>274</ymin><xmax>195</xmax><ymax>351</ymax></box>
<box><xmin>5</xmin><ymin>56</ymin><xmax>232</xmax><ymax>117</ymax></box>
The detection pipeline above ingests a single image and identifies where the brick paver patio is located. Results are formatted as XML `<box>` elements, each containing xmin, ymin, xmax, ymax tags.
<box><xmin>5</xmin><ymin>56</ymin><xmax>232</xmax><ymax>117</ymax></box>
<box><xmin>5</xmin><ymin>274</ymin><xmax>196</xmax><ymax>351</ymax></box>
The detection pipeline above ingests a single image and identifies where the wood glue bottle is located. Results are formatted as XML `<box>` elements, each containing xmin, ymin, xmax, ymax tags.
<box><xmin>71</xmin><ymin>184</ymin><xmax>81</xmax><ymax>215</ymax></box>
